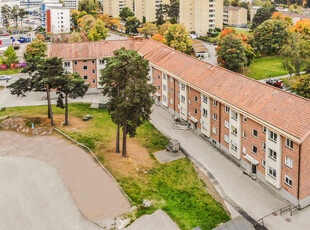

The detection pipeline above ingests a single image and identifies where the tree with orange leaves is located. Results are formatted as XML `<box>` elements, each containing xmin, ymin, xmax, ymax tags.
<box><xmin>151</xmin><ymin>34</ymin><xmax>167</xmax><ymax>44</ymax></box>
<box><xmin>271</xmin><ymin>12</ymin><xmax>292</xmax><ymax>25</ymax></box>
<box><xmin>292</xmin><ymin>19</ymin><xmax>310</xmax><ymax>38</ymax></box>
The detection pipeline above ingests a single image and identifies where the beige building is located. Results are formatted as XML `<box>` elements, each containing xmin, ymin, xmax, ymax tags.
<box><xmin>103</xmin><ymin>0</ymin><xmax>133</xmax><ymax>18</ymax></box>
<box><xmin>223</xmin><ymin>6</ymin><xmax>247</xmax><ymax>27</ymax></box>
<box><xmin>134</xmin><ymin>0</ymin><xmax>170</xmax><ymax>22</ymax></box>
<box><xmin>180</xmin><ymin>0</ymin><xmax>223</xmax><ymax>36</ymax></box>
<box><xmin>250</xmin><ymin>6</ymin><xmax>261</xmax><ymax>22</ymax></box>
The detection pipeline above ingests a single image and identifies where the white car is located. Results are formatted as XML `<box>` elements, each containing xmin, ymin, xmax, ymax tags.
<box><xmin>0</xmin><ymin>75</ymin><xmax>11</xmax><ymax>80</ymax></box>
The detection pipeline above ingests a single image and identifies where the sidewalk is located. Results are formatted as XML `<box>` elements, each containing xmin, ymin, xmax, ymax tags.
<box><xmin>257</xmin><ymin>72</ymin><xmax>306</xmax><ymax>83</ymax></box>
<box><xmin>150</xmin><ymin>105</ymin><xmax>310</xmax><ymax>230</ymax></box>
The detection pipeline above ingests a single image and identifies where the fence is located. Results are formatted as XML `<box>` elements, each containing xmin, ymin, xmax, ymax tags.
<box><xmin>54</xmin><ymin>128</ymin><xmax>132</xmax><ymax>203</ymax></box>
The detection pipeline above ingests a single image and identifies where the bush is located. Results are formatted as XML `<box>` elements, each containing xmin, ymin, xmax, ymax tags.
<box><xmin>215</xmin><ymin>27</ymin><xmax>222</xmax><ymax>32</ymax></box>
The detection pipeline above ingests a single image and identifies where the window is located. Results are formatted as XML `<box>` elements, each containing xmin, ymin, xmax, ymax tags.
<box><xmin>224</xmin><ymin>135</ymin><xmax>229</xmax><ymax>143</ymax></box>
<box><xmin>285</xmin><ymin>156</ymin><xmax>293</xmax><ymax>168</ymax></box>
<box><xmin>262</xmin><ymin>142</ymin><xmax>266</xmax><ymax>151</ymax></box>
<box><xmin>224</xmin><ymin>120</ymin><xmax>229</xmax><ymax>129</ymax></box>
<box><xmin>153</xmin><ymin>77</ymin><xmax>156</xmax><ymax>83</ymax></box>
<box><xmin>74</xmin><ymin>61</ymin><xmax>77</xmax><ymax>65</ymax></box>
<box><xmin>194</xmin><ymin>108</ymin><xmax>198</xmax><ymax>115</ymax></box>
<box><xmin>243</xmin><ymin>116</ymin><xmax>247</xmax><ymax>123</ymax></box>
<box><xmin>194</xmin><ymin>96</ymin><xmax>198</xmax><ymax>102</ymax></box>
<box><xmin>170</xmin><ymin>88</ymin><xmax>173</xmax><ymax>94</ymax></box>
<box><xmin>170</xmin><ymin>98</ymin><xmax>173</xmax><ymax>105</ymax></box>
<box><xmin>203</xmin><ymin>95</ymin><xmax>208</xmax><ymax>103</ymax></box>
<box><xmin>268</xmin><ymin>149</ymin><xmax>277</xmax><ymax>161</ymax></box>
<box><xmin>92</xmin><ymin>60</ymin><xmax>95</xmax><ymax>64</ymax></box>
<box><xmin>181</xmin><ymin>83</ymin><xmax>185</xmax><ymax>91</ymax></box>
<box><xmin>162</xmin><ymin>73</ymin><xmax>166</xmax><ymax>80</ymax></box>
<box><xmin>231</xmin><ymin>125</ymin><xmax>237</xmax><ymax>135</ymax></box>
<box><xmin>158</xmin><ymin>75</ymin><xmax>160</xmax><ymax>80</ymax></box>
<box><xmin>64</xmin><ymin>62</ymin><xmax>70</xmax><ymax>67</ymax></box>
<box><xmin>83</xmin><ymin>60</ymin><xmax>87</xmax><ymax>63</ymax></box>
<box><xmin>225</xmin><ymin>106</ymin><xmax>230</xmax><ymax>114</ymax></box>
<box><xmin>213</xmin><ymin>99</ymin><xmax>217</xmax><ymax>107</ymax></box>
<box><xmin>252</xmin><ymin>129</ymin><xmax>258</xmax><ymax>138</ymax></box>
<box><xmin>188</xmin><ymin>99</ymin><xmax>191</xmax><ymax>104</ymax></box>
<box><xmin>170</xmin><ymin>76</ymin><xmax>173</xmax><ymax>82</ymax></box>
<box><xmin>286</xmin><ymin>138</ymin><xmax>293</xmax><ymax>149</ymax></box>
<box><xmin>243</xmin><ymin>146</ymin><xmax>246</xmax><ymax>154</ymax></box>
<box><xmin>231</xmin><ymin>141</ymin><xmax>237</xmax><ymax>151</ymax></box>
<box><xmin>212</xmin><ymin>127</ymin><xmax>217</xmax><ymax>135</ymax></box>
<box><xmin>284</xmin><ymin>175</ymin><xmax>292</xmax><ymax>187</ymax></box>
<box><xmin>157</xmin><ymin>86</ymin><xmax>160</xmax><ymax>90</ymax></box>
<box><xmin>213</xmin><ymin>113</ymin><xmax>218</xmax><ymax>121</ymax></box>
<box><xmin>181</xmin><ymin>107</ymin><xmax>185</xmax><ymax>115</ymax></box>
<box><xmin>203</xmin><ymin>109</ymin><xmax>208</xmax><ymax>117</ymax></box>
<box><xmin>263</xmin><ymin>126</ymin><xmax>266</xmax><ymax>133</ymax></box>
<box><xmin>163</xmin><ymin>95</ymin><xmax>166</xmax><ymax>102</ymax></box>
<box><xmin>262</xmin><ymin>160</ymin><xmax>266</xmax><ymax>168</ymax></box>
<box><xmin>231</xmin><ymin>110</ymin><xmax>238</xmax><ymax>120</ymax></box>
<box><xmin>269</xmin><ymin>131</ymin><xmax>278</xmax><ymax>143</ymax></box>
<box><xmin>177</xmin><ymin>92</ymin><xmax>180</xmax><ymax>98</ymax></box>
<box><xmin>181</xmin><ymin>95</ymin><xmax>185</xmax><ymax>102</ymax></box>
<box><xmin>252</xmin><ymin>145</ymin><xmax>258</xmax><ymax>155</ymax></box>
<box><xmin>83</xmin><ymin>75</ymin><xmax>88</xmax><ymax>80</ymax></box>
<box><xmin>163</xmin><ymin>85</ymin><xmax>166</xmax><ymax>91</ymax></box>
<box><xmin>243</xmin><ymin>130</ymin><xmax>246</xmax><ymax>138</ymax></box>
<box><xmin>178</xmin><ymin>81</ymin><xmax>180</xmax><ymax>86</ymax></box>
<box><xmin>92</xmin><ymin>79</ymin><xmax>96</xmax><ymax>84</ymax></box>
<box><xmin>83</xmin><ymin>66</ymin><xmax>88</xmax><ymax>70</ymax></box>
<box><xmin>177</xmin><ymin>104</ymin><xmax>180</xmax><ymax>110</ymax></box>
<box><xmin>92</xmin><ymin>69</ymin><xmax>95</xmax><ymax>74</ymax></box>
<box><xmin>268</xmin><ymin>167</ymin><xmax>277</xmax><ymax>178</ymax></box>
<box><xmin>188</xmin><ymin>87</ymin><xmax>191</xmax><ymax>92</ymax></box>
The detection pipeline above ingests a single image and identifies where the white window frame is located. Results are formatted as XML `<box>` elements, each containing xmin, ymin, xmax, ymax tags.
<box><xmin>203</xmin><ymin>95</ymin><xmax>208</xmax><ymax>104</ymax></box>
<box><xmin>285</xmin><ymin>156</ymin><xmax>293</xmax><ymax>168</ymax></box>
<box><xmin>269</xmin><ymin>131</ymin><xmax>278</xmax><ymax>143</ymax></box>
<box><xmin>285</xmin><ymin>138</ymin><xmax>293</xmax><ymax>149</ymax></box>
<box><xmin>231</xmin><ymin>125</ymin><xmax>237</xmax><ymax>136</ymax></box>
<box><xmin>225</xmin><ymin>106</ymin><xmax>230</xmax><ymax>114</ymax></box>
<box><xmin>231</xmin><ymin>110</ymin><xmax>238</xmax><ymax>120</ymax></box>
<box><xmin>170</xmin><ymin>87</ymin><xmax>173</xmax><ymax>94</ymax></box>
<box><xmin>181</xmin><ymin>95</ymin><xmax>185</xmax><ymax>102</ymax></box>
<box><xmin>243</xmin><ymin>116</ymin><xmax>247</xmax><ymax>123</ymax></box>
<box><xmin>224</xmin><ymin>120</ymin><xmax>229</xmax><ymax>129</ymax></box>
<box><xmin>83</xmin><ymin>65</ymin><xmax>88</xmax><ymax>70</ymax></box>
<box><xmin>263</xmin><ymin>126</ymin><xmax>266</xmax><ymax>133</ymax></box>
<box><xmin>252</xmin><ymin>145</ymin><xmax>258</xmax><ymax>155</ymax></box>
<box><xmin>203</xmin><ymin>108</ymin><xmax>208</xmax><ymax>117</ymax></box>
<box><xmin>268</xmin><ymin>148</ymin><xmax>277</xmax><ymax>161</ymax></box>
<box><xmin>231</xmin><ymin>141</ymin><xmax>237</xmax><ymax>151</ymax></box>
<box><xmin>181</xmin><ymin>83</ymin><xmax>185</xmax><ymax>91</ymax></box>
<box><xmin>194</xmin><ymin>96</ymin><xmax>198</xmax><ymax>102</ymax></box>
<box><xmin>170</xmin><ymin>98</ymin><xmax>173</xmax><ymax>105</ymax></box>
<box><xmin>284</xmin><ymin>175</ymin><xmax>292</xmax><ymax>187</ymax></box>
<box><xmin>262</xmin><ymin>159</ymin><xmax>266</xmax><ymax>168</ymax></box>
<box><xmin>252</xmin><ymin>129</ymin><xmax>258</xmax><ymax>138</ymax></box>
<box><xmin>212</xmin><ymin>126</ymin><xmax>217</xmax><ymax>135</ymax></box>
<box><xmin>268</xmin><ymin>166</ymin><xmax>277</xmax><ymax>179</ymax></box>
<box><xmin>262</xmin><ymin>142</ymin><xmax>266</xmax><ymax>151</ymax></box>
<box><xmin>194</xmin><ymin>108</ymin><xmax>198</xmax><ymax>115</ymax></box>
<box><xmin>224</xmin><ymin>134</ymin><xmax>229</xmax><ymax>143</ymax></box>
<box><xmin>243</xmin><ymin>146</ymin><xmax>246</xmax><ymax>154</ymax></box>
<box><xmin>170</xmin><ymin>76</ymin><xmax>173</xmax><ymax>82</ymax></box>
<box><xmin>213</xmin><ymin>99</ymin><xmax>217</xmax><ymax>107</ymax></box>
<box><xmin>213</xmin><ymin>113</ymin><xmax>218</xmax><ymax>121</ymax></box>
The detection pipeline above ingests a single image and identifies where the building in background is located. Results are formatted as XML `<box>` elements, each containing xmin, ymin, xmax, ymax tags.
<box><xmin>134</xmin><ymin>0</ymin><xmax>170</xmax><ymax>22</ymax></box>
<box><xmin>223</xmin><ymin>6</ymin><xmax>247</xmax><ymax>27</ymax></box>
<box><xmin>46</xmin><ymin>7</ymin><xmax>70</xmax><ymax>33</ymax></box>
<box><xmin>62</xmin><ymin>0</ymin><xmax>79</xmax><ymax>9</ymax></box>
<box><xmin>250</xmin><ymin>5</ymin><xmax>261</xmax><ymax>22</ymax></box>
<box><xmin>180</xmin><ymin>0</ymin><xmax>223</xmax><ymax>36</ymax></box>
<box><xmin>280</xmin><ymin>11</ymin><xmax>310</xmax><ymax>24</ymax></box>
<box><xmin>103</xmin><ymin>0</ymin><xmax>133</xmax><ymax>18</ymax></box>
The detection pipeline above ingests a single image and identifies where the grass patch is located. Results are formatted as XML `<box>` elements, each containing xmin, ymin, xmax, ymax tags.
<box><xmin>244</xmin><ymin>56</ymin><xmax>290</xmax><ymax>80</ymax></box>
<box><xmin>0</xmin><ymin>68</ymin><xmax>22</xmax><ymax>75</ymax></box>
<box><xmin>0</xmin><ymin>103</ymin><xmax>230</xmax><ymax>230</ymax></box>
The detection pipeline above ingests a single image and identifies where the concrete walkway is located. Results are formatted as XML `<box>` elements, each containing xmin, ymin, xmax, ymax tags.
<box><xmin>0</xmin><ymin>132</ymin><xmax>131</xmax><ymax>225</ymax></box>
<box><xmin>257</xmin><ymin>72</ymin><xmax>307</xmax><ymax>83</ymax></box>
<box><xmin>150</xmin><ymin>105</ymin><xmax>310</xmax><ymax>230</ymax></box>
<box><xmin>0</xmin><ymin>156</ymin><xmax>101</xmax><ymax>230</ymax></box>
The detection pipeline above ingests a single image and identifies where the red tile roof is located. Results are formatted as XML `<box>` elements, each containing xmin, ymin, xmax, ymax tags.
<box><xmin>48</xmin><ymin>39</ymin><xmax>310</xmax><ymax>142</ymax></box>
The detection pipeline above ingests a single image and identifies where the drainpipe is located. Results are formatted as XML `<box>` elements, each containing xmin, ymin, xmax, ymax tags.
<box><xmin>297</xmin><ymin>143</ymin><xmax>302</xmax><ymax>208</ymax></box>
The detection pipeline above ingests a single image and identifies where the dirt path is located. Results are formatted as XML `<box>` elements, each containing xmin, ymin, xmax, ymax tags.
<box><xmin>0</xmin><ymin>131</ymin><xmax>131</xmax><ymax>222</ymax></box>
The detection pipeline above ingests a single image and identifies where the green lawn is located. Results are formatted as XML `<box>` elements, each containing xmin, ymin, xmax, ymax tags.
<box><xmin>0</xmin><ymin>104</ymin><xmax>230</xmax><ymax>230</ymax></box>
<box><xmin>244</xmin><ymin>56</ymin><xmax>290</xmax><ymax>80</ymax></box>
<box><xmin>0</xmin><ymin>68</ymin><xmax>22</xmax><ymax>75</ymax></box>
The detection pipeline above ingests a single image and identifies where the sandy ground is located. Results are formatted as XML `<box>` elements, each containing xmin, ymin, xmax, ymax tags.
<box><xmin>0</xmin><ymin>156</ymin><xmax>101</xmax><ymax>230</ymax></box>
<box><xmin>0</xmin><ymin>131</ymin><xmax>131</xmax><ymax>222</ymax></box>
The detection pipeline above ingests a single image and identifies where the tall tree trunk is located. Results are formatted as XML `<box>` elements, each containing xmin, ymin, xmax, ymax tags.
<box><xmin>46</xmin><ymin>84</ymin><xmax>54</xmax><ymax>126</ymax></box>
<box><xmin>47</xmin><ymin>90</ymin><xmax>51</xmax><ymax>118</ymax></box>
<box><xmin>116</xmin><ymin>123</ymin><xmax>120</xmax><ymax>153</ymax></box>
<box><xmin>122</xmin><ymin>121</ymin><xmax>127</xmax><ymax>157</ymax></box>
<box><xmin>64</xmin><ymin>93</ymin><xmax>69</xmax><ymax>126</ymax></box>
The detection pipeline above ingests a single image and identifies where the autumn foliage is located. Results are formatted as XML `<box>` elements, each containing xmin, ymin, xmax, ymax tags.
<box><xmin>292</xmin><ymin>19</ymin><xmax>310</xmax><ymax>37</ymax></box>
<box><xmin>151</xmin><ymin>34</ymin><xmax>167</xmax><ymax>44</ymax></box>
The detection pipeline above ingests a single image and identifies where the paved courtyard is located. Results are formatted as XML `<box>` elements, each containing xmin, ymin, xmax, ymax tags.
<box><xmin>150</xmin><ymin>105</ymin><xmax>310</xmax><ymax>230</ymax></box>
<box><xmin>0</xmin><ymin>132</ymin><xmax>131</xmax><ymax>228</ymax></box>
<box><xmin>0</xmin><ymin>156</ymin><xmax>100</xmax><ymax>230</ymax></box>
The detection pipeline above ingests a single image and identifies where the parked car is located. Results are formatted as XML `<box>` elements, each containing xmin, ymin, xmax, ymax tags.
<box><xmin>265</xmin><ymin>78</ymin><xmax>283</xmax><ymax>89</ymax></box>
<box><xmin>0</xmin><ymin>75</ymin><xmax>11</xmax><ymax>80</ymax></box>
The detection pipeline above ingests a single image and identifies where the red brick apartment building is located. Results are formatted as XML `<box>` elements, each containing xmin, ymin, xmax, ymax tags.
<box><xmin>48</xmin><ymin>38</ymin><xmax>310</xmax><ymax>208</ymax></box>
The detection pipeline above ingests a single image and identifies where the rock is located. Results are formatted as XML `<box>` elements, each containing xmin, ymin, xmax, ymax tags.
<box><xmin>143</xmin><ymin>199</ymin><xmax>152</xmax><ymax>207</ymax></box>
<box><xmin>85</xmin><ymin>115</ymin><xmax>93</xmax><ymax>119</ymax></box>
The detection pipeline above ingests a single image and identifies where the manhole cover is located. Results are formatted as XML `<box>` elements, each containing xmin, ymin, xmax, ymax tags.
<box><xmin>272</xmin><ymin>212</ymin><xmax>278</xmax><ymax>216</ymax></box>
<box><xmin>285</xmin><ymin>218</ymin><xmax>291</xmax><ymax>222</ymax></box>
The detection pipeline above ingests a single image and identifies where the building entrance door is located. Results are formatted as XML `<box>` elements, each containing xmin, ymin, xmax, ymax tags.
<box><xmin>251</xmin><ymin>164</ymin><xmax>257</xmax><ymax>175</ymax></box>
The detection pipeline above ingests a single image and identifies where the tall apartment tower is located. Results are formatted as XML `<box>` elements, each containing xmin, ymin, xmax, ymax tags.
<box><xmin>180</xmin><ymin>0</ymin><xmax>223</xmax><ymax>36</ymax></box>
<box><xmin>134</xmin><ymin>0</ymin><xmax>170</xmax><ymax>22</ymax></box>
<box><xmin>103</xmin><ymin>0</ymin><xmax>133</xmax><ymax>18</ymax></box>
